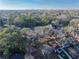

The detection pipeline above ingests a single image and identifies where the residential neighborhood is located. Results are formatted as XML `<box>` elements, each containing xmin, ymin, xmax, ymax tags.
<box><xmin>0</xmin><ymin>10</ymin><xmax>79</xmax><ymax>59</ymax></box>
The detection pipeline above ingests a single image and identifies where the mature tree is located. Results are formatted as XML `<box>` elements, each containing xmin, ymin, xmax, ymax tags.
<box><xmin>0</xmin><ymin>16</ymin><xmax>3</xmax><ymax>27</ymax></box>
<box><xmin>70</xmin><ymin>19</ymin><xmax>79</xmax><ymax>28</ymax></box>
<box><xmin>8</xmin><ymin>15</ymin><xmax>14</xmax><ymax>25</ymax></box>
<box><xmin>0</xmin><ymin>27</ymin><xmax>28</xmax><ymax>59</ymax></box>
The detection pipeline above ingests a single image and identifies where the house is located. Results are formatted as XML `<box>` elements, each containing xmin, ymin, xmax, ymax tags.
<box><xmin>0</xmin><ymin>18</ymin><xmax>7</xmax><ymax>27</ymax></box>
<box><xmin>11</xmin><ymin>53</ymin><xmax>25</xmax><ymax>59</ymax></box>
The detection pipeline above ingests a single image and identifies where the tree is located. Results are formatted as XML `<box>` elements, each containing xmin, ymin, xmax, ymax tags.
<box><xmin>70</xmin><ymin>19</ymin><xmax>79</xmax><ymax>29</ymax></box>
<box><xmin>17</xmin><ymin>15</ymin><xmax>26</xmax><ymax>27</ymax></box>
<box><xmin>8</xmin><ymin>15</ymin><xmax>14</xmax><ymax>25</ymax></box>
<box><xmin>0</xmin><ymin>16</ymin><xmax>3</xmax><ymax>27</ymax></box>
<box><xmin>0</xmin><ymin>27</ymin><xmax>28</xmax><ymax>59</ymax></box>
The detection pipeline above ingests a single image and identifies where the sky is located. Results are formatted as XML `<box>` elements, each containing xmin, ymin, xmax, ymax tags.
<box><xmin>0</xmin><ymin>0</ymin><xmax>79</xmax><ymax>10</ymax></box>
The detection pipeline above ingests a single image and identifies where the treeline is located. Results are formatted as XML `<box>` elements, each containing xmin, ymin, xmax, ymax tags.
<box><xmin>0</xmin><ymin>15</ymin><xmax>57</xmax><ymax>28</ymax></box>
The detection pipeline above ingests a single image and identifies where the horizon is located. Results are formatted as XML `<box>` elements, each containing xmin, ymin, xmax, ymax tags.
<box><xmin>0</xmin><ymin>8</ymin><xmax>79</xmax><ymax>10</ymax></box>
